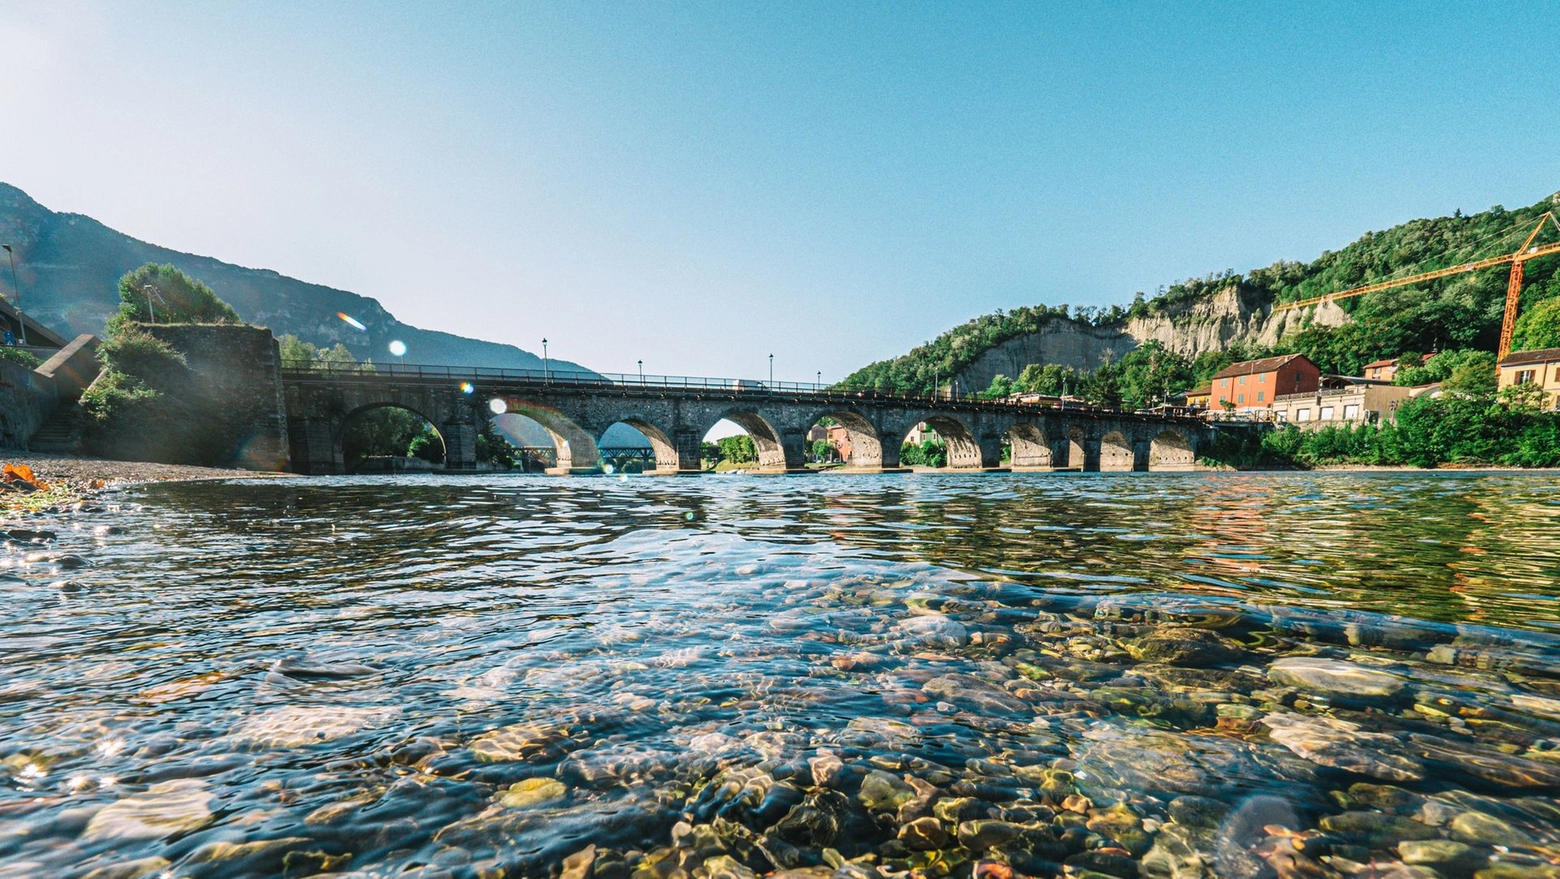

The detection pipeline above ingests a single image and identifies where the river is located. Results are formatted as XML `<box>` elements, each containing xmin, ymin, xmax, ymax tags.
<box><xmin>3</xmin><ymin>472</ymin><xmax>1559</xmax><ymax>879</ymax></box>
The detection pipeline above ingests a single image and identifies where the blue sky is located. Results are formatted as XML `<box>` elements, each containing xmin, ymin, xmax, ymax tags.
<box><xmin>1</xmin><ymin>1</ymin><xmax>1556</xmax><ymax>382</ymax></box>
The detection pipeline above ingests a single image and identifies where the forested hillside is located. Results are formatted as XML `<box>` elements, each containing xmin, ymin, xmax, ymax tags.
<box><xmin>843</xmin><ymin>193</ymin><xmax>1560</xmax><ymax>404</ymax></box>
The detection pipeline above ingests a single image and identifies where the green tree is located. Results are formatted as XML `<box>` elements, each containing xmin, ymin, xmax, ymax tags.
<box><xmin>717</xmin><ymin>434</ymin><xmax>757</xmax><ymax>463</ymax></box>
<box><xmin>475</xmin><ymin>420</ymin><xmax>517</xmax><ymax>468</ymax></box>
<box><xmin>110</xmin><ymin>264</ymin><xmax>241</xmax><ymax>332</ymax></box>
<box><xmin>1511</xmin><ymin>296</ymin><xmax>1560</xmax><ymax>351</ymax></box>
<box><xmin>406</xmin><ymin>427</ymin><xmax>445</xmax><ymax>463</ymax></box>
<box><xmin>278</xmin><ymin>334</ymin><xmax>319</xmax><ymax>364</ymax></box>
<box><xmin>342</xmin><ymin>407</ymin><xmax>428</xmax><ymax>467</ymax></box>
<box><xmin>1016</xmin><ymin>363</ymin><xmax>1080</xmax><ymax>396</ymax></box>
<box><xmin>983</xmin><ymin>374</ymin><xmax>1016</xmax><ymax>398</ymax></box>
<box><xmin>811</xmin><ymin>438</ymin><xmax>835</xmax><ymax>463</ymax></box>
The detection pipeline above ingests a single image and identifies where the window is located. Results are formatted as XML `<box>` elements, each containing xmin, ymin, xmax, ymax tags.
<box><xmin>1257</xmin><ymin>391</ymin><xmax>1265</xmax><ymax>402</ymax></box>
<box><xmin>1238</xmin><ymin>375</ymin><xmax>1246</xmax><ymax>385</ymax></box>
<box><xmin>1220</xmin><ymin>378</ymin><xmax>1228</xmax><ymax>388</ymax></box>
<box><xmin>1275</xmin><ymin>411</ymin><xmax>1286</xmax><ymax>422</ymax></box>
<box><xmin>1237</xmin><ymin>393</ymin><xmax>1244</xmax><ymax>404</ymax></box>
<box><xmin>1258</xmin><ymin>373</ymin><xmax>1266</xmax><ymax>383</ymax></box>
<box><xmin>1319</xmin><ymin>406</ymin><xmax>1335</xmax><ymax>420</ymax></box>
<box><xmin>1517</xmin><ymin>369</ymin><xmax>1536</xmax><ymax>385</ymax></box>
<box><xmin>1296</xmin><ymin>408</ymin><xmax>1311</xmax><ymax>421</ymax></box>
<box><xmin>1343</xmin><ymin>404</ymin><xmax>1359</xmax><ymax>420</ymax></box>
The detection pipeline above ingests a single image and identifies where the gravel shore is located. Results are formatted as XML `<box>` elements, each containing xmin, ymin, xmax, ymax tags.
<box><xmin>0</xmin><ymin>451</ymin><xmax>294</xmax><ymax>514</ymax></box>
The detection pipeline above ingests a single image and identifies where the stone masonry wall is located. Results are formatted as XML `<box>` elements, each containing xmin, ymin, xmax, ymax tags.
<box><xmin>123</xmin><ymin>324</ymin><xmax>290</xmax><ymax>469</ymax></box>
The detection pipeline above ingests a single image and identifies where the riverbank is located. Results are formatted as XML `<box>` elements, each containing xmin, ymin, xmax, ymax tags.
<box><xmin>0</xmin><ymin>452</ymin><xmax>294</xmax><ymax>515</ymax></box>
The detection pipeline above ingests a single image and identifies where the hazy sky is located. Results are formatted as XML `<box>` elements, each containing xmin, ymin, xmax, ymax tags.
<box><xmin>2</xmin><ymin>1</ymin><xmax>1557</xmax><ymax>382</ymax></box>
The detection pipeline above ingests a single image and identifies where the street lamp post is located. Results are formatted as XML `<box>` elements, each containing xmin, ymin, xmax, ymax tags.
<box><xmin>637</xmin><ymin>359</ymin><xmax>643</xmax><ymax>382</ymax></box>
<box><xmin>143</xmin><ymin>285</ymin><xmax>160</xmax><ymax>324</ymax></box>
<box><xmin>768</xmin><ymin>353</ymin><xmax>774</xmax><ymax>385</ymax></box>
<box><xmin>542</xmin><ymin>338</ymin><xmax>549</xmax><ymax>383</ymax></box>
<box><xmin>2</xmin><ymin>245</ymin><xmax>24</xmax><ymax>345</ymax></box>
<box><xmin>816</xmin><ymin>370</ymin><xmax>821</xmax><ymax>390</ymax></box>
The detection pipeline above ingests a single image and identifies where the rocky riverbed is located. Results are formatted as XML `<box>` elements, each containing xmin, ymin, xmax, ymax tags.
<box><xmin>0</xmin><ymin>473</ymin><xmax>1558</xmax><ymax>879</ymax></box>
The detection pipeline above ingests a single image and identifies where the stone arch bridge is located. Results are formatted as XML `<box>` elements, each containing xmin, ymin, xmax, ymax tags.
<box><xmin>282</xmin><ymin>364</ymin><xmax>1216</xmax><ymax>475</ymax></box>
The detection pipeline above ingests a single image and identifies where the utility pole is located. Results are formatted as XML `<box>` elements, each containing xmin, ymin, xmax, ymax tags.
<box><xmin>2</xmin><ymin>245</ymin><xmax>24</xmax><ymax>345</ymax></box>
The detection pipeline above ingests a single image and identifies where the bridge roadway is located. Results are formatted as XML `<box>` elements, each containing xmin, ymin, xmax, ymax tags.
<box><xmin>281</xmin><ymin>363</ymin><xmax>1214</xmax><ymax>475</ymax></box>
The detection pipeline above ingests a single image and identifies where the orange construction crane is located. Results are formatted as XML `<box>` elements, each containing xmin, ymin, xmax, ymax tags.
<box><xmin>1272</xmin><ymin>212</ymin><xmax>1560</xmax><ymax>360</ymax></box>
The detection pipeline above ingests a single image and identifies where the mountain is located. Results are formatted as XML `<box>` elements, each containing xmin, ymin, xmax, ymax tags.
<box><xmin>844</xmin><ymin>191</ymin><xmax>1560</xmax><ymax>395</ymax></box>
<box><xmin>0</xmin><ymin>183</ymin><xmax>587</xmax><ymax>372</ymax></box>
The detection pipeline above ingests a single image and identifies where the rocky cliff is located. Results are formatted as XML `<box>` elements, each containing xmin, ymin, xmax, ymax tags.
<box><xmin>0</xmin><ymin>183</ymin><xmax>587</xmax><ymax>372</ymax></box>
<box><xmin>950</xmin><ymin>286</ymin><xmax>1349</xmax><ymax>393</ymax></box>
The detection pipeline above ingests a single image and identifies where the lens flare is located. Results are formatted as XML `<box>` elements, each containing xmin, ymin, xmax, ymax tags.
<box><xmin>337</xmin><ymin>312</ymin><xmax>367</xmax><ymax>331</ymax></box>
<box><xmin>489</xmin><ymin>398</ymin><xmax>508</xmax><ymax>415</ymax></box>
<box><xmin>459</xmin><ymin>382</ymin><xmax>475</xmax><ymax>394</ymax></box>
<box><xmin>388</xmin><ymin>340</ymin><xmax>408</xmax><ymax>357</ymax></box>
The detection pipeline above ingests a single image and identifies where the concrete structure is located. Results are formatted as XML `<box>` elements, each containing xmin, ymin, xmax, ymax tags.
<box><xmin>1210</xmin><ymin>354</ymin><xmax>1320</xmax><ymax>416</ymax></box>
<box><xmin>1497</xmin><ymin>348</ymin><xmax>1560</xmax><ymax>409</ymax></box>
<box><xmin>281</xmin><ymin>365</ymin><xmax>1218</xmax><ymax>475</ymax></box>
<box><xmin>1270</xmin><ymin>375</ymin><xmax>1414</xmax><ymax>427</ymax></box>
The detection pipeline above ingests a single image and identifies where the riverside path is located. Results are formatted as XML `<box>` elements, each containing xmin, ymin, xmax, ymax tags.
<box><xmin>281</xmin><ymin>363</ymin><xmax>1216</xmax><ymax>475</ymax></box>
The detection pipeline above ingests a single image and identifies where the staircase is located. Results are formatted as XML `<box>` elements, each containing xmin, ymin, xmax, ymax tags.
<box><xmin>29</xmin><ymin>402</ymin><xmax>82</xmax><ymax>453</ymax></box>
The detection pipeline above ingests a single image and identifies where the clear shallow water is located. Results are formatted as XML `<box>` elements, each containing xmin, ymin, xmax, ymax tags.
<box><xmin>3</xmin><ymin>472</ymin><xmax>1560</xmax><ymax>879</ymax></box>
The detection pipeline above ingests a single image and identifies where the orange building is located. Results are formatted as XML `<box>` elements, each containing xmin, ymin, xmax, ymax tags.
<box><xmin>1210</xmin><ymin>354</ymin><xmax>1320</xmax><ymax>415</ymax></box>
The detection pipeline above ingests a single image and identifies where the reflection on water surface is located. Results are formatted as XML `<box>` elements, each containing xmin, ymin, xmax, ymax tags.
<box><xmin>3</xmin><ymin>472</ymin><xmax>1560</xmax><ymax>879</ymax></box>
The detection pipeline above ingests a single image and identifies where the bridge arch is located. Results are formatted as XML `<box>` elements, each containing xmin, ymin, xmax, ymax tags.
<box><xmin>896</xmin><ymin>413</ymin><xmax>983</xmax><ymax>470</ymax></box>
<box><xmin>491</xmin><ymin>397</ymin><xmax>601</xmax><ymax>473</ymax></box>
<box><xmin>336</xmin><ymin>402</ymin><xmax>447</xmax><ymax>471</ymax></box>
<box><xmin>1149</xmin><ymin>427</ymin><xmax>1196</xmax><ymax>471</ymax></box>
<box><xmin>1099</xmin><ymin>430</ymin><xmax>1135</xmax><ymax>472</ymax></box>
<box><xmin>1007</xmin><ymin>422</ymin><xmax>1052</xmax><ymax>470</ymax></box>
<box><xmin>599</xmin><ymin>417</ymin><xmax>680</xmax><ymax>473</ymax></box>
<box><xmin>708</xmin><ymin>410</ymin><xmax>790</xmax><ymax>471</ymax></box>
<box><xmin>803</xmin><ymin>409</ymin><xmax>883</xmax><ymax>469</ymax></box>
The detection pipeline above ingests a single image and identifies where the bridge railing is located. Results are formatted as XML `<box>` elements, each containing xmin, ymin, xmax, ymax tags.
<box><xmin>278</xmin><ymin>360</ymin><xmax>1209</xmax><ymax>421</ymax></box>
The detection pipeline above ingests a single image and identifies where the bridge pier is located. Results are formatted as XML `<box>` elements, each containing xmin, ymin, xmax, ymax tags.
<box><xmin>440</xmin><ymin>420</ymin><xmax>478</xmax><ymax>470</ymax></box>
<box><xmin>289</xmin><ymin>416</ymin><xmax>345</xmax><ymax>475</ymax></box>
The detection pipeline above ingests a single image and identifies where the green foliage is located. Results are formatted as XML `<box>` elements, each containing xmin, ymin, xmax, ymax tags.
<box><xmin>1237</xmin><ymin>386</ymin><xmax>1560</xmax><ymax>470</ymax></box>
<box><xmin>342</xmin><ymin>406</ymin><xmax>429</xmax><ymax>467</ymax></box>
<box><xmin>810</xmin><ymin>438</ymin><xmax>835</xmax><ymax>463</ymax></box>
<box><xmin>899</xmin><ymin>440</ymin><xmax>947</xmax><ymax>468</ymax></box>
<box><xmin>1016</xmin><ymin>363</ymin><xmax>1080</xmax><ymax>396</ymax></box>
<box><xmin>701</xmin><ymin>441</ymin><xmax>723</xmax><ymax>465</ymax></box>
<box><xmin>717</xmin><ymin>434</ymin><xmax>757</xmax><ymax>463</ymax></box>
<box><xmin>95</xmin><ymin>327</ymin><xmax>188</xmax><ymax>390</ymax></box>
<box><xmin>476</xmin><ymin>420</ymin><xmax>517</xmax><ymax>468</ymax></box>
<box><xmin>840</xmin><ymin>304</ymin><xmax>1103</xmax><ymax>395</ymax></box>
<box><xmin>407</xmin><ymin>428</ymin><xmax>444</xmax><ymax>463</ymax></box>
<box><xmin>0</xmin><ymin>346</ymin><xmax>41</xmax><ymax>368</ymax></box>
<box><xmin>981</xmin><ymin>374</ymin><xmax>1016</xmax><ymax>398</ymax></box>
<box><xmin>1511</xmin><ymin>295</ymin><xmax>1560</xmax><ymax>351</ymax></box>
<box><xmin>279</xmin><ymin>335</ymin><xmax>369</xmax><ymax>370</ymax></box>
<box><xmin>110</xmin><ymin>264</ymin><xmax>241</xmax><ymax>332</ymax></box>
<box><xmin>1393</xmin><ymin>348</ymin><xmax>1486</xmax><ymax>387</ymax></box>
<box><xmin>81</xmin><ymin>326</ymin><xmax>193</xmax><ymax>456</ymax></box>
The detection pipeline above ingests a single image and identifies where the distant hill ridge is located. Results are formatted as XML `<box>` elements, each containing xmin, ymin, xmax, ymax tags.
<box><xmin>844</xmin><ymin>191</ymin><xmax>1560</xmax><ymax>394</ymax></box>
<box><xmin>0</xmin><ymin>183</ymin><xmax>586</xmax><ymax>373</ymax></box>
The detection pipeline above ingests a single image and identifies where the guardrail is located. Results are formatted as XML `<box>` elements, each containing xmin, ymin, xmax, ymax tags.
<box><xmin>277</xmin><ymin>359</ymin><xmax>1205</xmax><ymax>420</ymax></box>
